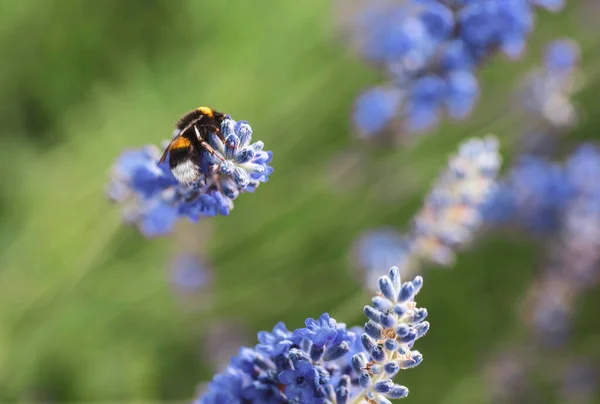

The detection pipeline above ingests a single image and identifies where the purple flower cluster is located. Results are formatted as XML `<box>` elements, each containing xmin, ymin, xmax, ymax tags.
<box><xmin>559</xmin><ymin>360</ymin><xmax>598</xmax><ymax>403</ymax></box>
<box><xmin>352</xmin><ymin>268</ymin><xmax>428</xmax><ymax>403</ymax></box>
<box><xmin>485</xmin><ymin>144</ymin><xmax>600</xmax><ymax>345</ymax></box>
<box><xmin>515</xmin><ymin>39</ymin><xmax>582</xmax><ymax>153</ymax></box>
<box><xmin>169</xmin><ymin>253</ymin><xmax>212</xmax><ymax>293</ymax></box>
<box><xmin>485</xmin><ymin>144</ymin><xmax>600</xmax><ymax>235</ymax></box>
<box><xmin>352</xmin><ymin>228</ymin><xmax>409</xmax><ymax>292</ymax></box>
<box><xmin>409</xmin><ymin>136</ymin><xmax>501</xmax><ymax>265</ymax></box>
<box><xmin>197</xmin><ymin>315</ymin><xmax>358</xmax><ymax>403</ymax></box>
<box><xmin>107</xmin><ymin>118</ymin><xmax>273</xmax><ymax>237</ymax></box>
<box><xmin>517</xmin><ymin>145</ymin><xmax>600</xmax><ymax>346</ymax></box>
<box><xmin>196</xmin><ymin>267</ymin><xmax>428</xmax><ymax>403</ymax></box>
<box><xmin>351</xmin><ymin>136</ymin><xmax>502</xmax><ymax>284</ymax></box>
<box><xmin>521</xmin><ymin>38</ymin><xmax>582</xmax><ymax>127</ymax></box>
<box><xmin>348</xmin><ymin>0</ymin><xmax>566</xmax><ymax>139</ymax></box>
<box><xmin>483</xmin><ymin>349</ymin><xmax>534</xmax><ymax>403</ymax></box>
<box><xmin>480</xmin><ymin>142</ymin><xmax>600</xmax><ymax>401</ymax></box>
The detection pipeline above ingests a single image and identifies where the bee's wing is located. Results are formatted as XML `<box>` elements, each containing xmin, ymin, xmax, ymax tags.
<box><xmin>158</xmin><ymin>133</ymin><xmax>181</xmax><ymax>164</ymax></box>
<box><xmin>179</xmin><ymin>115</ymin><xmax>205</xmax><ymax>138</ymax></box>
<box><xmin>158</xmin><ymin>115</ymin><xmax>207</xmax><ymax>165</ymax></box>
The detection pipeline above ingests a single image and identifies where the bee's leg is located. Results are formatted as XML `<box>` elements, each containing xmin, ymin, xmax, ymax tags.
<box><xmin>194</xmin><ymin>125</ymin><xmax>224</xmax><ymax>161</ymax></box>
<box><xmin>211</xmin><ymin>172</ymin><xmax>225</xmax><ymax>195</ymax></box>
<box><xmin>207</xmin><ymin>124</ymin><xmax>225</xmax><ymax>143</ymax></box>
<box><xmin>202</xmin><ymin>123</ymin><xmax>225</xmax><ymax>142</ymax></box>
<box><xmin>214</xmin><ymin>125</ymin><xmax>226</xmax><ymax>142</ymax></box>
<box><xmin>199</xmin><ymin>140</ymin><xmax>221</xmax><ymax>159</ymax></box>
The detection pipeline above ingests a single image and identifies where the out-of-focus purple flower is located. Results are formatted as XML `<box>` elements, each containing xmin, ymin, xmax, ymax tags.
<box><xmin>485</xmin><ymin>156</ymin><xmax>572</xmax><ymax>233</ymax></box>
<box><xmin>530</xmin><ymin>0</ymin><xmax>566</xmax><ymax>13</ymax></box>
<box><xmin>516</xmin><ymin>39</ymin><xmax>581</xmax><ymax>133</ymax></box>
<box><xmin>411</xmin><ymin>136</ymin><xmax>501</xmax><ymax>265</ymax></box>
<box><xmin>504</xmin><ymin>145</ymin><xmax>600</xmax><ymax>346</ymax></box>
<box><xmin>483</xmin><ymin>349</ymin><xmax>534</xmax><ymax>403</ymax></box>
<box><xmin>523</xmin><ymin>274</ymin><xmax>575</xmax><ymax>347</ymax></box>
<box><xmin>559</xmin><ymin>360</ymin><xmax>598</xmax><ymax>403</ymax></box>
<box><xmin>346</xmin><ymin>0</ymin><xmax>565</xmax><ymax>139</ymax></box>
<box><xmin>170</xmin><ymin>254</ymin><xmax>211</xmax><ymax>292</ymax></box>
<box><xmin>352</xmin><ymin>1</ymin><xmax>434</xmax><ymax>67</ymax></box>
<box><xmin>545</xmin><ymin>39</ymin><xmax>581</xmax><ymax>73</ymax></box>
<box><xmin>351</xmin><ymin>135</ymin><xmax>501</xmax><ymax>292</ymax></box>
<box><xmin>485</xmin><ymin>144</ymin><xmax>600</xmax><ymax>238</ymax></box>
<box><xmin>354</xmin><ymin>87</ymin><xmax>403</xmax><ymax>138</ymax></box>
<box><xmin>445</xmin><ymin>70</ymin><xmax>480</xmax><ymax>120</ymax></box>
<box><xmin>404</xmin><ymin>75</ymin><xmax>447</xmax><ymax>133</ymax></box>
<box><xmin>352</xmin><ymin>227</ymin><xmax>410</xmax><ymax>291</ymax></box>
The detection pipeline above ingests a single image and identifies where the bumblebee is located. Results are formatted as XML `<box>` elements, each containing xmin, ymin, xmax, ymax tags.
<box><xmin>158</xmin><ymin>107</ymin><xmax>227</xmax><ymax>184</ymax></box>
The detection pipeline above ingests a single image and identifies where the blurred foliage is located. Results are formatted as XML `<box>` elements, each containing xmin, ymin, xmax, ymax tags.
<box><xmin>0</xmin><ymin>0</ymin><xmax>598</xmax><ymax>403</ymax></box>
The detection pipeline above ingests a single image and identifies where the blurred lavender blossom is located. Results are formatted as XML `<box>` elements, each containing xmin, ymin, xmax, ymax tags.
<box><xmin>352</xmin><ymin>136</ymin><xmax>502</xmax><ymax>285</ymax></box>
<box><xmin>170</xmin><ymin>253</ymin><xmax>212</xmax><ymax>294</ymax></box>
<box><xmin>409</xmin><ymin>136</ymin><xmax>501</xmax><ymax>266</ymax></box>
<box><xmin>485</xmin><ymin>144</ymin><xmax>600</xmax><ymax>237</ymax></box>
<box><xmin>519</xmin><ymin>145</ymin><xmax>600</xmax><ymax>346</ymax></box>
<box><xmin>483</xmin><ymin>348</ymin><xmax>536</xmax><ymax>404</ymax></box>
<box><xmin>514</xmin><ymin>39</ymin><xmax>582</xmax><ymax>154</ymax></box>
<box><xmin>559</xmin><ymin>360</ymin><xmax>598</xmax><ymax>403</ymax></box>
<box><xmin>345</xmin><ymin>0</ymin><xmax>565</xmax><ymax>140</ymax></box>
<box><xmin>481</xmin><ymin>144</ymin><xmax>600</xmax><ymax>402</ymax></box>
<box><xmin>352</xmin><ymin>228</ymin><xmax>410</xmax><ymax>291</ymax></box>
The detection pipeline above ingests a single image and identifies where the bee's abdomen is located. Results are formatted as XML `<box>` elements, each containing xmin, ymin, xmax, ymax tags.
<box><xmin>168</xmin><ymin>147</ymin><xmax>202</xmax><ymax>184</ymax></box>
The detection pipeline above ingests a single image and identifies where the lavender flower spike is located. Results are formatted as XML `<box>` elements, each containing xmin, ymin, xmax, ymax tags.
<box><xmin>410</xmin><ymin>136</ymin><xmax>502</xmax><ymax>266</ymax></box>
<box><xmin>347</xmin><ymin>0</ymin><xmax>567</xmax><ymax>139</ymax></box>
<box><xmin>351</xmin><ymin>267</ymin><xmax>428</xmax><ymax>404</ymax></box>
<box><xmin>196</xmin><ymin>268</ymin><xmax>428</xmax><ymax>403</ymax></box>
<box><xmin>107</xmin><ymin>117</ymin><xmax>273</xmax><ymax>237</ymax></box>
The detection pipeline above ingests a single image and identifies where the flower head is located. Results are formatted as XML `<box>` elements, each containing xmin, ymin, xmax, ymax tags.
<box><xmin>517</xmin><ymin>39</ymin><xmax>581</xmax><ymax>131</ymax></box>
<box><xmin>197</xmin><ymin>268</ymin><xmax>428</xmax><ymax>403</ymax></box>
<box><xmin>257</xmin><ymin>322</ymin><xmax>295</xmax><ymax>357</ymax></box>
<box><xmin>410</xmin><ymin>136</ymin><xmax>502</xmax><ymax>265</ymax></box>
<box><xmin>107</xmin><ymin>117</ymin><xmax>273</xmax><ymax>237</ymax></box>
<box><xmin>352</xmin><ymin>228</ymin><xmax>410</xmax><ymax>291</ymax></box>
<box><xmin>520</xmin><ymin>146</ymin><xmax>600</xmax><ymax>347</ymax></box>
<box><xmin>278</xmin><ymin>359</ymin><xmax>322</xmax><ymax>403</ymax></box>
<box><xmin>560</xmin><ymin>360</ymin><xmax>598</xmax><ymax>402</ymax></box>
<box><xmin>170</xmin><ymin>253</ymin><xmax>211</xmax><ymax>293</ymax></box>
<box><xmin>484</xmin><ymin>144</ymin><xmax>600</xmax><ymax>236</ymax></box>
<box><xmin>352</xmin><ymin>267</ymin><xmax>428</xmax><ymax>403</ymax></box>
<box><xmin>346</xmin><ymin>0</ymin><xmax>565</xmax><ymax>139</ymax></box>
<box><xmin>354</xmin><ymin>87</ymin><xmax>403</xmax><ymax>138</ymax></box>
<box><xmin>295</xmin><ymin>313</ymin><xmax>339</xmax><ymax>350</ymax></box>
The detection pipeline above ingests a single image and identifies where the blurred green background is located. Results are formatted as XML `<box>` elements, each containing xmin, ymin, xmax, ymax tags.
<box><xmin>0</xmin><ymin>1</ymin><xmax>599</xmax><ymax>403</ymax></box>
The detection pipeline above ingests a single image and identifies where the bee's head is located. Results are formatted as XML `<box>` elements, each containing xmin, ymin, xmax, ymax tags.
<box><xmin>213</xmin><ymin>110</ymin><xmax>226</xmax><ymax>121</ymax></box>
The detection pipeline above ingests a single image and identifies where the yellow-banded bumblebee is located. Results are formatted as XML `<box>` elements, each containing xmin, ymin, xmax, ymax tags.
<box><xmin>159</xmin><ymin>107</ymin><xmax>227</xmax><ymax>184</ymax></box>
